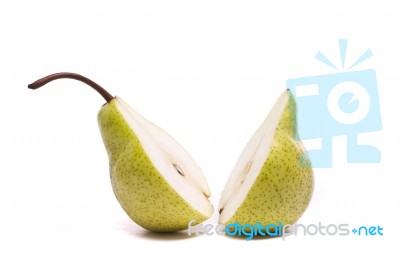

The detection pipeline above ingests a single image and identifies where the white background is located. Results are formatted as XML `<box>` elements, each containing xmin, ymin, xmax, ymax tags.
<box><xmin>1</xmin><ymin>0</ymin><xmax>400</xmax><ymax>265</ymax></box>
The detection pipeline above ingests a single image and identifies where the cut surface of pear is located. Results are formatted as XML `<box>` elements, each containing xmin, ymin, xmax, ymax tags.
<box><xmin>219</xmin><ymin>90</ymin><xmax>313</xmax><ymax>227</ymax></box>
<box><xmin>28</xmin><ymin>73</ymin><xmax>213</xmax><ymax>232</ymax></box>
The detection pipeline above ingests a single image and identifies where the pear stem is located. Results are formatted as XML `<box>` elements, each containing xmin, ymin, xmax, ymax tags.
<box><xmin>28</xmin><ymin>72</ymin><xmax>115</xmax><ymax>103</ymax></box>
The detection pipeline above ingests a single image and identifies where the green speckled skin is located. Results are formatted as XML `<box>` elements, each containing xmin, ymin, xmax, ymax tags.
<box><xmin>225</xmin><ymin>91</ymin><xmax>314</xmax><ymax>227</ymax></box>
<box><xmin>97</xmin><ymin>100</ymin><xmax>209</xmax><ymax>232</ymax></box>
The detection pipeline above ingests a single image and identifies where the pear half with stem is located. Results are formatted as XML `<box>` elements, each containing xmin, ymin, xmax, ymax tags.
<box><xmin>28</xmin><ymin>73</ymin><xmax>213</xmax><ymax>232</ymax></box>
<box><xmin>219</xmin><ymin>90</ymin><xmax>313</xmax><ymax>228</ymax></box>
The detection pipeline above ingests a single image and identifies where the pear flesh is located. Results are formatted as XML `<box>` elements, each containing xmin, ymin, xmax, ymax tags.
<box><xmin>98</xmin><ymin>97</ymin><xmax>213</xmax><ymax>232</ymax></box>
<box><xmin>219</xmin><ymin>90</ymin><xmax>314</xmax><ymax>227</ymax></box>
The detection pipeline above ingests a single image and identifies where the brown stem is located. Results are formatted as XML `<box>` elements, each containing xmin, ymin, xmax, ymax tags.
<box><xmin>28</xmin><ymin>72</ymin><xmax>115</xmax><ymax>103</ymax></box>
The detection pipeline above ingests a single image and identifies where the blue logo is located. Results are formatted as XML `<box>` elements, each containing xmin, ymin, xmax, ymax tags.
<box><xmin>287</xmin><ymin>39</ymin><xmax>382</xmax><ymax>167</ymax></box>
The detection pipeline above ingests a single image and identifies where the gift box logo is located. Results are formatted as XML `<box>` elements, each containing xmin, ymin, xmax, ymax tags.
<box><xmin>287</xmin><ymin>39</ymin><xmax>382</xmax><ymax>168</ymax></box>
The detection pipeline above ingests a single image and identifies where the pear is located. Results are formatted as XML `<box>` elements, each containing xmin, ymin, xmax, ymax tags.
<box><xmin>219</xmin><ymin>90</ymin><xmax>313</xmax><ymax>229</ymax></box>
<box><xmin>28</xmin><ymin>73</ymin><xmax>213</xmax><ymax>232</ymax></box>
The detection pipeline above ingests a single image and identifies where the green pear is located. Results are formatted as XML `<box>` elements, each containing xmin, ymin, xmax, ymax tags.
<box><xmin>219</xmin><ymin>90</ymin><xmax>313</xmax><ymax>229</ymax></box>
<box><xmin>28</xmin><ymin>73</ymin><xmax>213</xmax><ymax>232</ymax></box>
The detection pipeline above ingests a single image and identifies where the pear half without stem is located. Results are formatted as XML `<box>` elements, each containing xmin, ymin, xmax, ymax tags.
<box><xmin>28</xmin><ymin>72</ymin><xmax>213</xmax><ymax>232</ymax></box>
<box><xmin>219</xmin><ymin>90</ymin><xmax>314</xmax><ymax>227</ymax></box>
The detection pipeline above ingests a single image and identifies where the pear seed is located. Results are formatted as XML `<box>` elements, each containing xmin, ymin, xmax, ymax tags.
<box><xmin>173</xmin><ymin>164</ymin><xmax>185</xmax><ymax>177</ymax></box>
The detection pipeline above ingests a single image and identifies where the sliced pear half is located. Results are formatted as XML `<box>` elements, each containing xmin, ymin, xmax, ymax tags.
<box><xmin>219</xmin><ymin>90</ymin><xmax>313</xmax><ymax>227</ymax></box>
<box><xmin>28</xmin><ymin>72</ymin><xmax>213</xmax><ymax>232</ymax></box>
<box><xmin>99</xmin><ymin>97</ymin><xmax>214</xmax><ymax>232</ymax></box>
